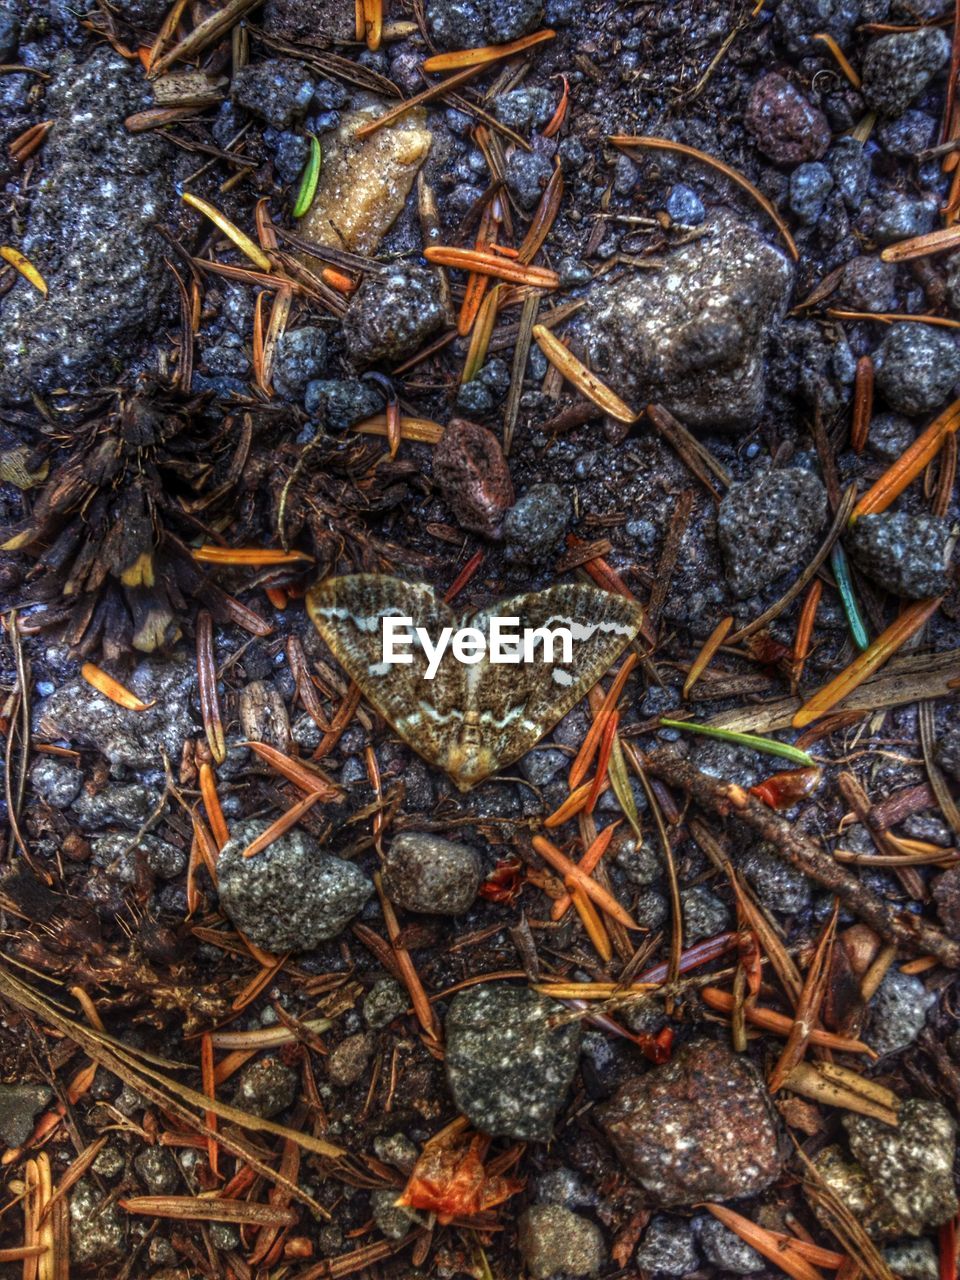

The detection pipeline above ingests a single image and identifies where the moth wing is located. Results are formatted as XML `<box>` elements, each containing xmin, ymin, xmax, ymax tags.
<box><xmin>468</xmin><ymin>583</ymin><xmax>644</xmax><ymax>773</ymax></box>
<box><xmin>305</xmin><ymin>575</ymin><xmax>468</xmax><ymax>771</ymax></box>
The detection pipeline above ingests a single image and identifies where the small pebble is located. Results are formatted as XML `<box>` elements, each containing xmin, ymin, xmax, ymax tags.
<box><xmin>342</xmin><ymin>265</ymin><xmax>444</xmax><ymax>368</ymax></box>
<box><xmin>304</xmin><ymin>378</ymin><xmax>384</xmax><ymax>428</ymax></box>
<box><xmin>381</xmin><ymin>831</ymin><xmax>482</xmax><ymax>916</ymax></box>
<box><xmin>328</xmin><ymin>1032</ymin><xmax>374</xmax><ymax>1087</ymax></box>
<box><xmin>502</xmin><ymin>483</ymin><xmax>572</xmax><ymax>564</ymax></box>
<box><xmin>517</xmin><ymin>1205</ymin><xmax>606</xmax><ymax>1279</ymax></box>
<box><xmin>232</xmin><ymin>58</ymin><xmax>315</xmax><ymax>129</ymax></box>
<box><xmin>846</xmin><ymin>512</ymin><xmax>951</xmax><ymax>599</ymax></box>
<box><xmin>873</xmin><ymin>322</ymin><xmax>960</xmax><ymax>415</ymax></box>
<box><xmin>433</xmin><ymin>418</ymin><xmax>515</xmax><ymax>538</ymax></box>
<box><xmin>861</xmin><ymin>27</ymin><xmax>951</xmax><ymax>117</ymax></box>
<box><xmin>635</xmin><ymin>1216</ymin><xmax>700</xmax><ymax>1275</ymax></box>
<box><xmin>665</xmin><ymin>183</ymin><xmax>705</xmax><ymax>225</ymax></box>
<box><xmin>789</xmin><ymin>162</ymin><xmax>834</xmax><ymax>225</ymax></box>
<box><xmin>745</xmin><ymin>72</ymin><xmax>831</xmax><ymax>164</ymax></box>
<box><xmin>718</xmin><ymin>467</ymin><xmax>828</xmax><ymax>598</ymax></box>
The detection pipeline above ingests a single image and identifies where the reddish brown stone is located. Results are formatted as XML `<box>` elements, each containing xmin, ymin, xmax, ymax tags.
<box><xmin>745</xmin><ymin>72</ymin><xmax>831</xmax><ymax>165</ymax></box>
<box><xmin>432</xmin><ymin>418</ymin><xmax>514</xmax><ymax>538</ymax></box>
<box><xmin>599</xmin><ymin>1039</ymin><xmax>784</xmax><ymax>1206</ymax></box>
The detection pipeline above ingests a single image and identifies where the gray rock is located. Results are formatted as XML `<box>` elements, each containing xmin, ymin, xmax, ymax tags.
<box><xmin>92</xmin><ymin>831</ymin><xmax>186</xmax><ymax>881</ymax></box>
<box><xmin>884</xmin><ymin>1238</ymin><xmax>939</xmax><ymax>1280</ymax></box>
<box><xmin>305</xmin><ymin>377</ymin><xmax>384</xmax><ymax>429</ymax></box>
<box><xmin>874</xmin><ymin>192</ymin><xmax>937</xmax><ymax>245</ymax></box>
<box><xmin>30</xmin><ymin>758</ymin><xmax>81</xmax><ymax>808</ymax></box>
<box><xmin>579</xmin><ymin>211</ymin><xmax>794</xmax><ymax>430</ymax></box>
<box><xmin>382</xmin><ymin>831</ymin><xmax>482</xmax><ymax>915</ymax></box>
<box><xmin>937</xmin><ymin>727</ymin><xmax>960</xmax><ymax>783</ymax></box>
<box><xmin>342</xmin><ymin>265</ymin><xmax>444</xmax><ymax>367</ymax></box>
<box><xmin>520</xmin><ymin>747</ymin><xmax>568</xmax><ymax>787</ymax></box>
<box><xmin>718</xmin><ymin>467</ymin><xmax>828</xmax><ymax>598</ymax></box>
<box><xmin>774</xmin><ymin>0</ymin><xmax>860</xmax><ymax>54</ymax></box>
<box><xmin>0</xmin><ymin>50</ymin><xmax>178</xmax><ymax>399</ymax></box>
<box><xmin>867</xmin><ymin>412</ymin><xmax>915</xmax><ymax>460</ymax></box>
<box><xmin>70</xmin><ymin>1180</ymin><xmax>126</xmax><ymax>1267</ymax></box>
<box><xmin>867</xmin><ymin>967</ymin><xmax>936</xmax><ymax>1057</ymax></box>
<box><xmin>665</xmin><ymin>184</ymin><xmax>705</xmax><ymax>226</ymax></box>
<box><xmin>493</xmin><ymin>86</ymin><xmax>554</xmax><ymax>133</ymax></box>
<box><xmin>614</xmin><ymin>837</ymin><xmax>662</xmax><ymax>886</ymax></box>
<box><xmin>134</xmin><ymin>1146</ymin><xmax>179</xmax><ymax>1194</ymax></box>
<box><xmin>74</xmin><ymin>783</ymin><xmax>159</xmax><ymax>833</ymax></box>
<box><xmin>600</xmin><ymin>1039</ymin><xmax>783</xmax><ymax>1205</ymax></box>
<box><xmin>740</xmin><ymin>842</ymin><xmax>811</xmax><ymax>914</ymax></box>
<box><xmin>846</xmin><ymin>1100</ymin><xmax>958</xmax><ymax>1235</ymax></box>
<box><xmin>946</xmin><ymin>253</ymin><xmax>960</xmax><ymax>314</ymax></box>
<box><xmin>634</xmin><ymin>888</ymin><xmax>669</xmax><ymax>932</ymax></box>
<box><xmin>273</xmin><ymin>326</ymin><xmax>328</xmax><ymax>397</ymax></box>
<box><xmin>862</xmin><ymin>27</ymin><xmax>951</xmax><ymax>117</ymax></box>
<box><xmin>272</xmin><ymin>129</ymin><xmax>310</xmax><ymax>184</ymax></box>
<box><xmin>328</xmin><ymin>1032</ymin><xmax>374</xmax><ymax>1087</ymax></box>
<box><xmin>681</xmin><ymin>885</ymin><xmax>731</xmax><ymax>943</ymax></box>
<box><xmin>505</xmin><ymin>149</ymin><xmax>554</xmax><ymax>209</ymax></box>
<box><xmin>371</xmin><ymin>1187</ymin><xmax>420</xmax><ymax>1240</ymax></box>
<box><xmin>878</xmin><ymin>110</ymin><xmax>938</xmax><ymax>156</ymax></box>
<box><xmin>445</xmin><ymin>984</ymin><xmax>581</xmax><ymax>1141</ymax></box>
<box><xmin>635</xmin><ymin>1215</ymin><xmax>700</xmax><ymax>1275</ymax></box>
<box><xmin>0</xmin><ymin>1084</ymin><xmax>51</xmax><ymax>1146</ymax></box>
<box><xmin>695</xmin><ymin>1214</ymin><xmax>765</xmax><ymax>1273</ymax></box>
<box><xmin>847</xmin><ymin>512</ymin><xmax>951</xmax><ymax>598</ymax></box>
<box><xmin>517</xmin><ymin>1205</ymin><xmax>605</xmax><ymax>1279</ymax></box>
<box><xmin>36</xmin><ymin>657</ymin><xmax>197</xmax><ymax>774</ymax></box>
<box><xmin>217</xmin><ymin>819</ymin><xmax>372</xmax><ymax>952</ymax></box>
<box><xmin>789</xmin><ymin>162</ymin><xmax>834</xmax><ymax>225</ymax></box>
<box><xmin>0</xmin><ymin>10</ymin><xmax>19</xmax><ymax>62</ymax></box>
<box><xmin>233</xmin><ymin>1057</ymin><xmax>298</xmax><ymax>1118</ymax></box>
<box><xmin>92</xmin><ymin>1145</ymin><xmax>125</xmax><ymax>1178</ymax></box>
<box><xmin>427</xmin><ymin>0</ymin><xmax>544</xmax><ymax>51</ymax></box>
<box><xmin>828</xmin><ymin>138</ymin><xmax>871</xmax><ymax>210</ymax></box>
<box><xmin>533</xmin><ymin>1166</ymin><xmax>596</xmax><ymax>1208</ymax></box>
<box><xmin>838</xmin><ymin>255</ymin><xmax>898</xmax><ymax>313</ymax></box>
<box><xmin>231</xmin><ymin>58</ymin><xmax>315</xmax><ymax>128</ymax></box>
<box><xmin>373</xmin><ymin>1131</ymin><xmax>418</xmax><ymax>1172</ymax></box>
<box><xmin>874</xmin><ymin>323</ymin><xmax>960</xmax><ymax>415</ymax></box>
<box><xmin>503</xmin><ymin>484</ymin><xmax>572</xmax><ymax>563</ymax></box>
<box><xmin>364</xmin><ymin>977</ymin><xmax>407</xmax><ymax>1028</ymax></box>
<box><xmin>691</xmin><ymin>740</ymin><xmax>763</xmax><ymax>789</ymax></box>
<box><xmin>457</xmin><ymin>380</ymin><xmax>494</xmax><ymax>415</ymax></box>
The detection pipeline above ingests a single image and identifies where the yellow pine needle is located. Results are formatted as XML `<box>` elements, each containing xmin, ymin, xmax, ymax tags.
<box><xmin>362</xmin><ymin>0</ymin><xmax>382</xmax><ymax>50</ymax></box>
<box><xmin>852</xmin><ymin>397</ymin><xmax>960</xmax><ymax>518</ymax></box>
<box><xmin>570</xmin><ymin>888</ymin><xmax>613</xmax><ymax>962</ymax></box>
<box><xmin>191</xmin><ymin>545</ymin><xmax>313</xmax><ymax>566</ymax></box>
<box><xmin>354</xmin><ymin>413</ymin><xmax>444</xmax><ymax>443</ymax></box>
<box><xmin>422</xmin><ymin>27</ymin><xmax>556</xmax><ymax>71</ymax></box>
<box><xmin>424</xmin><ymin>245</ymin><xmax>559</xmax><ymax>287</ymax></box>
<box><xmin>80</xmin><ymin>662</ymin><xmax>156</xmax><ymax>711</ymax></box>
<box><xmin>610</xmin><ymin>135</ymin><xmax>798</xmax><ymax>260</ymax></box>
<box><xmin>461</xmin><ymin>282</ymin><xmax>502</xmax><ymax>384</ymax></box>
<box><xmin>880</xmin><ymin>225</ymin><xmax>960</xmax><ymax>261</ymax></box>
<box><xmin>182</xmin><ymin>192</ymin><xmax>272</xmax><ymax>270</ymax></box>
<box><xmin>683</xmin><ymin>614</ymin><xmax>733</xmax><ymax>699</ymax></box>
<box><xmin>792</xmin><ymin>596</ymin><xmax>944</xmax><ymax>728</ymax></box>
<box><xmin>533</xmin><ymin>324</ymin><xmax>638</xmax><ymax>424</ymax></box>
<box><xmin>0</xmin><ymin>246</ymin><xmax>47</xmax><ymax>295</ymax></box>
<box><xmin>259</xmin><ymin>285</ymin><xmax>292</xmax><ymax>395</ymax></box>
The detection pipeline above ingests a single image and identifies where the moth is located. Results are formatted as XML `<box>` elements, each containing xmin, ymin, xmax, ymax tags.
<box><xmin>306</xmin><ymin>575</ymin><xmax>644</xmax><ymax>790</ymax></box>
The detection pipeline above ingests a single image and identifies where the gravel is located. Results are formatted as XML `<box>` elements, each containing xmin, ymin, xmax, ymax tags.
<box><xmin>70</xmin><ymin>1180</ymin><xmax>126</xmax><ymax>1268</ymax></box>
<box><xmin>695</xmin><ymin>1214</ymin><xmax>765</xmax><ymax>1273</ymax></box>
<box><xmin>327</xmin><ymin>1032</ymin><xmax>374</xmax><ymax>1087</ymax></box>
<box><xmin>232</xmin><ymin>1057</ymin><xmax>298</xmax><ymax>1118</ymax></box>
<box><xmin>426</xmin><ymin>0</ymin><xmax>544</xmax><ymax>50</ymax></box>
<box><xmin>866</xmin><ymin>967</ymin><xmax>937</xmax><ymax>1057</ymax></box>
<box><xmin>634</xmin><ymin>1215</ymin><xmax>701</xmax><ymax>1275</ymax></box>
<box><xmin>717</xmin><ymin>467</ymin><xmax>828</xmax><ymax>598</ymax></box>
<box><xmin>444</xmin><ymin>984</ymin><xmax>581</xmax><ymax>1141</ymax></box>
<box><xmin>342</xmin><ymin>265</ymin><xmax>445</xmax><ymax>367</ymax></box>
<box><xmin>600</xmin><ymin>1039</ymin><xmax>784</xmax><ymax>1205</ymax></box>
<box><xmin>580</xmin><ymin>211</ymin><xmax>794</xmax><ymax>430</ymax></box>
<box><xmin>231</xmin><ymin>58</ymin><xmax>315</xmax><ymax>128</ymax></box>
<box><xmin>272</xmin><ymin>327</ymin><xmax>329</xmax><ymax>398</ymax></box>
<box><xmin>517</xmin><ymin>1205</ymin><xmax>606</xmax><ymax>1278</ymax></box>
<box><xmin>217</xmin><ymin>819</ymin><xmax>372</xmax><ymax>952</ymax></box>
<box><xmin>0</xmin><ymin>1084</ymin><xmax>52</xmax><ymax>1146</ymax></box>
<box><xmin>873</xmin><ymin>323</ymin><xmax>960</xmax><ymax>415</ymax></box>
<box><xmin>846</xmin><ymin>512</ymin><xmax>951</xmax><ymax>598</ymax></box>
<box><xmin>381</xmin><ymin>831</ymin><xmax>482</xmax><ymax>915</ymax></box>
<box><xmin>304</xmin><ymin>378</ymin><xmax>384</xmax><ymax>428</ymax></box>
<box><xmin>503</xmin><ymin>483</ymin><xmax>572</xmax><ymax>563</ymax></box>
<box><xmin>789</xmin><ymin>162</ymin><xmax>834</xmax><ymax>225</ymax></box>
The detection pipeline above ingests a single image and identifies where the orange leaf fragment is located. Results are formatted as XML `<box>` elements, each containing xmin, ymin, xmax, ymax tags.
<box><xmin>852</xmin><ymin>396</ymin><xmax>960</xmax><ymax>519</ymax></box>
<box><xmin>80</xmin><ymin>662</ymin><xmax>155</xmax><ymax>711</ymax></box>
<box><xmin>192</xmin><ymin>545</ymin><xmax>314</xmax><ymax>566</ymax></box>
<box><xmin>397</xmin><ymin>1134</ymin><xmax>523</xmax><ymax>1222</ymax></box>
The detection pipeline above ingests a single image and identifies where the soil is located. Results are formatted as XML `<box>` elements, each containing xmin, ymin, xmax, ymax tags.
<box><xmin>0</xmin><ymin>0</ymin><xmax>959</xmax><ymax>1276</ymax></box>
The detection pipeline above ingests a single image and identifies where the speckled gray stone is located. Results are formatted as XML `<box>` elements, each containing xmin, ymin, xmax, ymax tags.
<box><xmin>364</xmin><ymin>977</ymin><xmax>407</xmax><ymax>1028</ymax></box>
<box><xmin>846</xmin><ymin>1100</ymin><xmax>958</xmax><ymax>1236</ymax></box>
<box><xmin>371</xmin><ymin>1188</ymin><xmax>420</xmax><ymax>1240</ymax></box>
<box><xmin>70</xmin><ymin>1180</ymin><xmax>126</xmax><ymax>1267</ymax></box>
<box><xmin>217</xmin><ymin>819</ymin><xmax>372</xmax><ymax>952</ymax></box>
<box><xmin>517</xmin><ymin>1205</ymin><xmax>605</xmax><ymax>1278</ymax></box>
<box><xmin>847</xmin><ymin>512</ymin><xmax>951</xmax><ymax>599</ymax></box>
<box><xmin>600</xmin><ymin>1039</ymin><xmax>783</xmax><ymax>1205</ymax></box>
<box><xmin>718</xmin><ymin>467</ymin><xmax>828</xmax><ymax>597</ymax></box>
<box><xmin>0</xmin><ymin>49</ymin><xmax>178</xmax><ymax>399</ymax></box>
<box><xmin>578</xmin><ymin>211</ymin><xmax>794</xmax><ymax>430</ymax></box>
<box><xmin>342</xmin><ymin>265</ymin><xmax>444</xmax><ymax>368</ymax></box>
<box><xmin>327</xmin><ymin>1032</ymin><xmax>374</xmax><ymax>1087</ymax></box>
<box><xmin>740</xmin><ymin>842</ymin><xmax>812</xmax><ymax>914</ymax></box>
<box><xmin>36</xmin><ymin>657</ymin><xmax>197</xmax><ymax>774</ymax></box>
<box><xmin>503</xmin><ymin>483</ymin><xmax>572</xmax><ymax>563</ymax></box>
<box><xmin>134</xmin><ymin>1146</ymin><xmax>179</xmax><ymax>1194</ymax></box>
<box><xmin>427</xmin><ymin>0</ymin><xmax>544</xmax><ymax>51</ymax></box>
<box><xmin>29</xmin><ymin>758</ymin><xmax>82</xmax><ymax>809</ymax></box>
<box><xmin>866</xmin><ymin>967</ymin><xmax>936</xmax><ymax>1057</ymax></box>
<box><xmin>381</xmin><ymin>831</ymin><xmax>482</xmax><ymax>916</ymax></box>
<box><xmin>444</xmin><ymin>984</ymin><xmax>581</xmax><ymax>1141</ymax></box>
<box><xmin>231</xmin><ymin>58</ymin><xmax>315</xmax><ymax>128</ymax></box>
<box><xmin>0</xmin><ymin>1084</ymin><xmax>52</xmax><ymax>1146</ymax></box>
<box><xmin>635</xmin><ymin>1215</ymin><xmax>700</xmax><ymax>1275</ymax></box>
<box><xmin>232</xmin><ymin>1057</ymin><xmax>298</xmax><ymax>1118</ymax></box>
<box><xmin>862</xmin><ymin>27</ymin><xmax>951</xmax><ymax>117</ymax></box>
<box><xmin>884</xmin><ymin>1238</ymin><xmax>939</xmax><ymax>1280</ymax></box>
<box><xmin>681</xmin><ymin>885</ymin><xmax>731</xmax><ymax>943</ymax></box>
<box><xmin>874</xmin><ymin>323</ymin><xmax>960</xmax><ymax>416</ymax></box>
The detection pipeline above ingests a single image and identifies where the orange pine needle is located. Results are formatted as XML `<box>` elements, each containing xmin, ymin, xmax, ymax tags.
<box><xmin>569</xmin><ymin>653</ymin><xmax>638</xmax><ymax>788</ymax></box>
<box><xmin>534</xmin><ymin>324</ymin><xmax>638</xmax><ymax>423</ymax></box>
<box><xmin>199</xmin><ymin>762</ymin><xmax>229</xmax><ymax>851</ymax></box>
<box><xmin>793</xmin><ymin>596</ymin><xmax>944</xmax><ymax>728</ymax></box>
<box><xmin>354</xmin><ymin>413</ymin><xmax>444</xmax><ymax>443</ymax></box>
<box><xmin>518</xmin><ymin>164</ymin><xmax>564</xmax><ymax>264</ymax></box>
<box><xmin>683</xmin><ymin>615</ymin><xmax>733</xmax><ymax>699</ymax></box>
<box><xmin>201</xmin><ymin>1033</ymin><xmax>219</xmax><ymax>1179</ymax></box>
<box><xmin>850</xmin><ymin>354</ymin><xmax>873</xmax><ymax>454</ymax></box>
<box><xmin>880</xmin><ymin>225</ymin><xmax>960</xmax><ymax>261</ymax></box>
<box><xmin>80</xmin><ymin>662</ymin><xmax>155</xmax><ymax>711</ymax></box>
<box><xmin>585</xmin><ymin>709</ymin><xmax>619</xmax><ymax>813</ymax></box>
<box><xmin>374</xmin><ymin>872</ymin><xmax>441</xmax><ymax>1043</ymax></box>
<box><xmin>571</xmin><ymin>888</ymin><xmax>613</xmax><ymax>961</ymax></box>
<box><xmin>532</xmin><ymin>835</ymin><xmax>638</xmax><ymax>929</ymax></box>
<box><xmin>610</xmin><ymin>134</ymin><xmax>799</xmax><ymax>260</ymax></box>
<box><xmin>542</xmin><ymin>75</ymin><xmax>569</xmax><ymax>137</ymax></box>
<box><xmin>826</xmin><ymin>307</ymin><xmax>960</xmax><ymax>330</ymax></box>
<box><xmin>265</xmin><ymin>586</ymin><xmax>288</xmax><ymax>610</ymax></box>
<box><xmin>812</xmin><ymin>32</ymin><xmax>861</xmax><ymax>87</ymax></box>
<box><xmin>852</xmin><ymin>396</ymin><xmax>960</xmax><ymax>518</ymax></box>
<box><xmin>792</xmin><ymin>579</ymin><xmax>822</xmax><ymax>678</ymax></box>
<box><xmin>192</xmin><ymin>546</ymin><xmax>313</xmax><ymax>566</ymax></box>
<box><xmin>362</xmin><ymin>0</ymin><xmax>382</xmax><ymax>50</ymax></box>
<box><xmin>425</xmin><ymin>245</ymin><xmax>559</xmax><ymax>287</ymax></box>
<box><xmin>700</xmin><ymin>988</ymin><xmax>874</xmax><ymax>1054</ymax></box>
<box><xmin>444</xmin><ymin>550</ymin><xmax>485</xmax><ymax>603</ymax></box>
<box><xmin>544</xmin><ymin>778</ymin><xmax>608</xmax><ymax>827</ymax></box>
<box><xmin>422</xmin><ymin>27</ymin><xmax>555</xmax><ymax>71</ymax></box>
<box><xmin>704</xmin><ymin>1204</ymin><xmax>831</xmax><ymax>1280</ymax></box>
<box><xmin>552</xmin><ymin>822</ymin><xmax>620</xmax><ymax>920</ymax></box>
<box><xmin>242</xmin><ymin>791</ymin><xmax>323</xmax><ymax>857</ymax></box>
<box><xmin>196</xmin><ymin>609</ymin><xmax>227</xmax><ymax>765</ymax></box>
<box><xmin>320</xmin><ymin>266</ymin><xmax>357</xmax><ymax>294</ymax></box>
<box><xmin>244</xmin><ymin>741</ymin><xmax>342</xmax><ymax>798</ymax></box>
